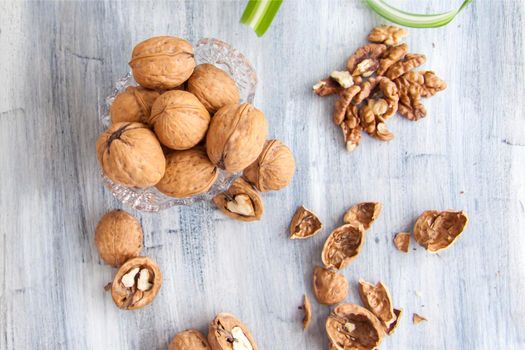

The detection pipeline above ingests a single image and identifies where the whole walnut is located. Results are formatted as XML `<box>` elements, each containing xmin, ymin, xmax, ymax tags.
<box><xmin>169</xmin><ymin>329</ymin><xmax>210</xmax><ymax>350</ymax></box>
<box><xmin>155</xmin><ymin>147</ymin><xmax>218</xmax><ymax>198</ymax></box>
<box><xmin>206</xmin><ymin>103</ymin><xmax>268</xmax><ymax>172</ymax></box>
<box><xmin>96</xmin><ymin>122</ymin><xmax>166</xmax><ymax>188</ymax></box>
<box><xmin>187</xmin><ymin>63</ymin><xmax>240</xmax><ymax>114</ymax></box>
<box><xmin>110</xmin><ymin>86</ymin><xmax>159</xmax><ymax>124</ymax></box>
<box><xmin>243</xmin><ymin>139</ymin><xmax>295</xmax><ymax>192</ymax></box>
<box><xmin>149</xmin><ymin>90</ymin><xmax>210</xmax><ymax>150</ymax></box>
<box><xmin>95</xmin><ymin>210</ymin><xmax>143</xmax><ymax>267</ymax></box>
<box><xmin>129</xmin><ymin>36</ymin><xmax>195</xmax><ymax>90</ymax></box>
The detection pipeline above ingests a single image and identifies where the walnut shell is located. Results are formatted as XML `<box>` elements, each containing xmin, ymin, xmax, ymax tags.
<box><xmin>212</xmin><ymin>177</ymin><xmax>264</xmax><ymax>222</ymax></box>
<box><xmin>206</xmin><ymin>103</ymin><xmax>268</xmax><ymax>172</ymax></box>
<box><xmin>358</xmin><ymin>279</ymin><xmax>396</xmax><ymax>328</ymax></box>
<box><xmin>385</xmin><ymin>308</ymin><xmax>402</xmax><ymax>335</ymax></box>
<box><xmin>95</xmin><ymin>210</ymin><xmax>143</xmax><ymax>267</ymax></box>
<box><xmin>313</xmin><ymin>266</ymin><xmax>349</xmax><ymax>305</ymax></box>
<box><xmin>326</xmin><ymin>303</ymin><xmax>385</xmax><ymax>350</ymax></box>
<box><xmin>187</xmin><ymin>63</ymin><xmax>240</xmax><ymax>114</ymax></box>
<box><xmin>302</xmin><ymin>294</ymin><xmax>312</xmax><ymax>330</ymax></box>
<box><xmin>111</xmin><ymin>256</ymin><xmax>162</xmax><ymax>310</ymax></box>
<box><xmin>96</xmin><ymin>122</ymin><xmax>166</xmax><ymax>188</ymax></box>
<box><xmin>289</xmin><ymin>206</ymin><xmax>323</xmax><ymax>239</ymax></box>
<box><xmin>208</xmin><ymin>313</ymin><xmax>258</xmax><ymax>350</ymax></box>
<box><xmin>155</xmin><ymin>147</ymin><xmax>218</xmax><ymax>198</ymax></box>
<box><xmin>413</xmin><ymin>210</ymin><xmax>468</xmax><ymax>252</ymax></box>
<box><xmin>243</xmin><ymin>140</ymin><xmax>295</xmax><ymax>192</ymax></box>
<box><xmin>149</xmin><ymin>90</ymin><xmax>210</xmax><ymax>150</ymax></box>
<box><xmin>322</xmin><ymin>224</ymin><xmax>365</xmax><ymax>270</ymax></box>
<box><xmin>110</xmin><ymin>86</ymin><xmax>160</xmax><ymax>124</ymax></box>
<box><xmin>129</xmin><ymin>36</ymin><xmax>195</xmax><ymax>90</ymax></box>
<box><xmin>343</xmin><ymin>202</ymin><xmax>382</xmax><ymax>230</ymax></box>
<box><xmin>169</xmin><ymin>329</ymin><xmax>210</xmax><ymax>350</ymax></box>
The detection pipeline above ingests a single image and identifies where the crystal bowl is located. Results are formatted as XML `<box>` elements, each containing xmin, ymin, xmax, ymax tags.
<box><xmin>99</xmin><ymin>38</ymin><xmax>257</xmax><ymax>212</ymax></box>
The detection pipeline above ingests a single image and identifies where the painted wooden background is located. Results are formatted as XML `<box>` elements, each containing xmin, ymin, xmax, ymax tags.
<box><xmin>0</xmin><ymin>1</ymin><xmax>524</xmax><ymax>349</ymax></box>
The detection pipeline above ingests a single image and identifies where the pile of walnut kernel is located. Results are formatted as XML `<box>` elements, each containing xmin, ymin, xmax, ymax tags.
<box><xmin>314</xmin><ymin>25</ymin><xmax>447</xmax><ymax>152</ymax></box>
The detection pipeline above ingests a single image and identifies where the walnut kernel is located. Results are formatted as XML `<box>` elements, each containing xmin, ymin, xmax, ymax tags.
<box><xmin>313</xmin><ymin>78</ymin><xmax>344</xmax><ymax>97</ymax></box>
<box><xmin>368</xmin><ymin>25</ymin><xmax>408</xmax><ymax>46</ymax></box>
<box><xmin>289</xmin><ymin>206</ymin><xmax>323</xmax><ymax>239</ymax></box>
<box><xmin>330</xmin><ymin>70</ymin><xmax>354</xmax><ymax>88</ymax></box>
<box><xmin>346</xmin><ymin>44</ymin><xmax>387</xmax><ymax>76</ymax></box>
<box><xmin>313</xmin><ymin>266</ymin><xmax>349</xmax><ymax>305</ymax></box>
<box><xmin>385</xmin><ymin>53</ymin><xmax>426</xmax><ymax>80</ymax></box>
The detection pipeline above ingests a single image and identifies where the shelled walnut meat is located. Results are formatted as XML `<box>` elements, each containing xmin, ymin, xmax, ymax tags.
<box><xmin>313</xmin><ymin>266</ymin><xmax>349</xmax><ymax>305</ymax></box>
<box><xmin>111</xmin><ymin>256</ymin><xmax>162</xmax><ymax>310</ymax></box>
<box><xmin>96</xmin><ymin>122</ymin><xmax>166</xmax><ymax>188</ymax></box>
<box><xmin>208</xmin><ymin>313</ymin><xmax>258</xmax><ymax>350</ymax></box>
<box><xmin>413</xmin><ymin>210</ymin><xmax>468</xmax><ymax>252</ymax></box>
<box><xmin>95</xmin><ymin>210</ymin><xmax>143</xmax><ymax>267</ymax></box>
<box><xmin>212</xmin><ymin>177</ymin><xmax>264</xmax><ymax>222</ymax></box>
<box><xmin>169</xmin><ymin>329</ymin><xmax>211</xmax><ymax>350</ymax></box>
<box><xmin>322</xmin><ymin>224</ymin><xmax>365</xmax><ymax>269</ymax></box>
<box><xmin>289</xmin><ymin>206</ymin><xmax>323</xmax><ymax>239</ymax></box>
<box><xmin>110</xmin><ymin>86</ymin><xmax>159</xmax><ymax>124</ymax></box>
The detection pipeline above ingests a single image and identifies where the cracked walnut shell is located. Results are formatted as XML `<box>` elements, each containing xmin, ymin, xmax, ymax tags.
<box><xmin>95</xmin><ymin>210</ymin><xmax>143</xmax><ymax>267</ymax></box>
<box><xmin>301</xmin><ymin>294</ymin><xmax>312</xmax><ymax>330</ymax></box>
<box><xmin>385</xmin><ymin>308</ymin><xmax>403</xmax><ymax>335</ymax></box>
<box><xmin>156</xmin><ymin>147</ymin><xmax>218</xmax><ymax>198</ymax></box>
<box><xmin>206</xmin><ymin>103</ymin><xmax>268</xmax><ymax>172</ymax></box>
<box><xmin>343</xmin><ymin>202</ymin><xmax>382</xmax><ymax>231</ymax></box>
<box><xmin>326</xmin><ymin>303</ymin><xmax>385</xmax><ymax>350</ymax></box>
<box><xmin>393</xmin><ymin>232</ymin><xmax>410</xmax><ymax>253</ymax></box>
<box><xmin>358</xmin><ymin>279</ymin><xmax>396</xmax><ymax>329</ymax></box>
<box><xmin>129</xmin><ymin>36</ymin><xmax>195</xmax><ymax>90</ymax></box>
<box><xmin>111</xmin><ymin>256</ymin><xmax>162</xmax><ymax>310</ymax></box>
<box><xmin>413</xmin><ymin>210</ymin><xmax>468</xmax><ymax>252</ymax></box>
<box><xmin>110</xmin><ymin>86</ymin><xmax>160</xmax><ymax>125</ymax></box>
<box><xmin>187</xmin><ymin>63</ymin><xmax>240</xmax><ymax>114</ymax></box>
<box><xmin>212</xmin><ymin>177</ymin><xmax>264</xmax><ymax>222</ymax></box>
<box><xmin>96</xmin><ymin>122</ymin><xmax>166</xmax><ymax>188</ymax></box>
<box><xmin>243</xmin><ymin>140</ymin><xmax>295</xmax><ymax>192</ymax></box>
<box><xmin>322</xmin><ymin>224</ymin><xmax>365</xmax><ymax>269</ymax></box>
<box><xmin>313</xmin><ymin>266</ymin><xmax>349</xmax><ymax>305</ymax></box>
<box><xmin>208</xmin><ymin>313</ymin><xmax>258</xmax><ymax>350</ymax></box>
<box><xmin>149</xmin><ymin>90</ymin><xmax>210</xmax><ymax>150</ymax></box>
<box><xmin>169</xmin><ymin>329</ymin><xmax>210</xmax><ymax>350</ymax></box>
<box><xmin>368</xmin><ymin>25</ymin><xmax>408</xmax><ymax>46</ymax></box>
<box><xmin>289</xmin><ymin>206</ymin><xmax>323</xmax><ymax>239</ymax></box>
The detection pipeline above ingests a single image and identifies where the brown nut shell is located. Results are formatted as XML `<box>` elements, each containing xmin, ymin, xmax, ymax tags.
<box><xmin>111</xmin><ymin>256</ymin><xmax>162</xmax><ymax>310</ymax></box>
<box><xmin>413</xmin><ymin>210</ymin><xmax>468</xmax><ymax>252</ymax></box>
<box><xmin>149</xmin><ymin>90</ymin><xmax>210</xmax><ymax>150</ymax></box>
<box><xmin>187</xmin><ymin>63</ymin><xmax>240</xmax><ymax>114</ymax></box>
<box><xmin>326</xmin><ymin>303</ymin><xmax>385</xmax><ymax>350</ymax></box>
<box><xmin>302</xmin><ymin>294</ymin><xmax>312</xmax><ymax>330</ymax></box>
<box><xmin>322</xmin><ymin>224</ymin><xmax>365</xmax><ymax>270</ymax></box>
<box><xmin>206</xmin><ymin>103</ymin><xmax>268</xmax><ymax>172</ymax></box>
<box><xmin>110</xmin><ymin>86</ymin><xmax>160</xmax><ymax>124</ymax></box>
<box><xmin>212</xmin><ymin>177</ymin><xmax>264</xmax><ymax>222</ymax></box>
<box><xmin>169</xmin><ymin>329</ymin><xmax>210</xmax><ymax>350</ymax></box>
<box><xmin>358</xmin><ymin>279</ymin><xmax>396</xmax><ymax>328</ymax></box>
<box><xmin>313</xmin><ymin>266</ymin><xmax>349</xmax><ymax>305</ymax></box>
<box><xmin>129</xmin><ymin>36</ymin><xmax>195</xmax><ymax>90</ymax></box>
<box><xmin>95</xmin><ymin>210</ymin><xmax>143</xmax><ymax>267</ymax></box>
<box><xmin>243</xmin><ymin>140</ymin><xmax>295</xmax><ymax>192</ymax></box>
<box><xmin>393</xmin><ymin>232</ymin><xmax>410</xmax><ymax>253</ymax></box>
<box><xmin>343</xmin><ymin>202</ymin><xmax>382</xmax><ymax>230</ymax></box>
<box><xmin>156</xmin><ymin>147</ymin><xmax>218</xmax><ymax>198</ymax></box>
<box><xmin>385</xmin><ymin>308</ymin><xmax>402</xmax><ymax>335</ymax></box>
<box><xmin>208</xmin><ymin>313</ymin><xmax>258</xmax><ymax>350</ymax></box>
<box><xmin>96</xmin><ymin>122</ymin><xmax>166</xmax><ymax>188</ymax></box>
<box><xmin>289</xmin><ymin>206</ymin><xmax>323</xmax><ymax>239</ymax></box>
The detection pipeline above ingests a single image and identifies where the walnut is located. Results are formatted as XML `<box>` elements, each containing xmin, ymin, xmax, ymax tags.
<box><xmin>169</xmin><ymin>330</ymin><xmax>210</xmax><ymax>350</ymax></box>
<box><xmin>322</xmin><ymin>224</ymin><xmax>365</xmax><ymax>269</ymax></box>
<box><xmin>289</xmin><ymin>206</ymin><xmax>323</xmax><ymax>239</ymax></box>
<box><xmin>149</xmin><ymin>90</ymin><xmax>210</xmax><ymax>150</ymax></box>
<box><xmin>354</xmin><ymin>77</ymin><xmax>398</xmax><ymax>118</ymax></box>
<box><xmin>208</xmin><ymin>313</ymin><xmax>258</xmax><ymax>350</ymax></box>
<box><xmin>333</xmin><ymin>85</ymin><xmax>361</xmax><ymax>125</ymax></box>
<box><xmin>96</xmin><ymin>122</ymin><xmax>166</xmax><ymax>188</ymax></box>
<box><xmin>395</xmin><ymin>75</ymin><xmax>426</xmax><ymax>120</ymax></box>
<box><xmin>385</xmin><ymin>308</ymin><xmax>403</xmax><ymax>335</ymax></box>
<box><xmin>187</xmin><ymin>64</ymin><xmax>240</xmax><ymax>114</ymax></box>
<box><xmin>413</xmin><ymin>210</ymin><xmax>468</xmax><ymax>252</ymax></box>
<box><xmin>368</xmin><ymin>25</ymin><xmax>408</xmax><ymax>46</ymax></box>
<box><xmin>358</xmin><ymin>279</ymin><xmax>396</xmax><ymax>329</ymax></box>
<box><xmin>393</xmin><ymin>232</ymin><xmax>410</xmax><ymax>253</ymax></box>
<box><xmin>213</xmin><ymin>177</ymin><xmax>264</xmax><ymax>222</ymax></box>
<box><xmin>359</xmin><ymin>99</ymin><xmax>394</xmax><ymax>141</ymax></box>
<box><xmin>313</xmin><ymin>78</ymin><xmax>344</xmax><ymax>97</ymax></box>
<box><xmin>326</xmin><ymin>303</ymin><xmax>385</xmax><ymax>350</ymax></box>
<box><xmin>313</xmin><ymin>266</ymin><xmax>349</xmax><ymax>305</ymax></box>
<box><xmin>111</xmin><ymin>256</ymin><xmax>162</xmax><ymax>310</ymax></box>
<box><xmin>300</xmin><ymin>294</ymin><xmax>312</xmax><ymax>330</ymax></box>
<box><xmin>377</xmin><ymin>43</ymin><xmax>408</xmax><ymax>76</ymax></box>
<box><xmin>110</xmin><ymin>86</ymin><xmax>160</xmax><ymax>124</ymax></box>
<box><xmin>346</xmin><ymin>44</ymin><xmax>387</xmax><ymax>77</ymax></box>
<box><xmin>412</xmin><ymin>313</ymin><xmax>427</xmax><ymax>325</ymax></box>
<box><xmin>206</xmin><ymin>103</ymin><xmax>268</xmax><ymax>172</ymax></box>
<box><xmin>129</xmin><ymin>36</ymin><xmax>195</xmax><ymax>90</ymax></box>
<box><xmin>340</xmin><ymin>121</ymin><xmax>362</xmax><ymax>153</ymax></box>
<box><xmin>343</xmin><ymin>202</ymin><xmax>382</xmax><ymax>231</ymax></box>
<box><xmin>155</xmin><ymin>147</ymin><xmax>218</xmax><ymax>198</ymax></box>
<box><xmin>385</xmin><ymin>53</ymin><xmax>426</xmax><ymax>80</ymax></box>
<box><xmin>399</xmin><ymin>70</ymin><xmax>447</xmax><ymax>97</ymax></box>
<box><xmin>352</xmin><ymin>77</ymin><xmax>379</xmax><ymax>105</ymax></box>
<box><xmin>330</xmin><ymin>70</ymin><xmax>354</xmax><ymax>88</ymax></box>
<box><xmin>95</xmin><ymin>210</ymin><xmax>143</xmax><ymax>267</ymax></box>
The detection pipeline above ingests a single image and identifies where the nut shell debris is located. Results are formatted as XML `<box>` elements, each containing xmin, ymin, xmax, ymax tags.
<box><xmin>412</xmin><ymin>313</ymin><xmax>427</xmax><ymax>325</ymax></box>
<box><xmin>343</xmin><ymin>202</ymin><xmax>382</xmax><ymax>231</ymax></box>
<box><xmin>289</xmin><ymin>206</ymin><xmax>323</xmax><ymax>239</ymax></box>
<box><xmin>393</xmin><ymin>232</ymin><xmax>410</xmax><ymax>253</ymax></box>
<box><xmin>322</xmin><ymin>224</ymin><xmax>365</xmax><ymax>269</ymax></box>
<box><xmin>301</xmin><ymin>294</ymin><xmax>312</xmax><ymax>330</ymax></box>
<box><xmin>358</xmin><ymin>279</ymin><xmax>396</xmax><ymax>329</ymax></box>
<box><xmin>413</xmin><ymin>210</ymin><xmax>468</xmax><ymax>252</ymax></box>
<box><xmin>212</xmin><ymin>177</ymin><xmax>264</xmax><ymax>222</ymax></box>
<box><xmin>385</xmin><ymin>308</ymin><xmax>403</xmax><ymax>335</ymax></box>
<box><xmin>313</xmin><ymin>266</ymin><xmax>349</xmax><ymax>305</ymax></box>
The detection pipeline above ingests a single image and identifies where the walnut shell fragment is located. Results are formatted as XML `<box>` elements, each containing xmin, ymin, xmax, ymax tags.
<box><xmin>301</xmin><ymin>294</ymin><xmax>312</xmax><ymax>330</ymax></box>
<box><xmin>358</xmin><ymin>279</ymin><xmax>396</xmax><ymax>329</ymax></box>
<box><xmin>169</xmin><ymin>329</ymin><xmax>211</xmax><ymax>350</ymax></box>
<box><xmin>110</xmin><ymin>86</ymin><xmax>160</xmax><ymax>124</ymax></box>
<box><xmin>111</xmin><ymin>256</ymin><xmax>162</xmax><ymax>310</ymax></box>
<box><xmin>313</xmin><ymin>266</ymin><xmax>349</xmax><ymax>305</ymax></box>
<box><xmin>243</xmin><ymin>140</ymin><xmax>296</xmax><ymax>192</ymax></box>
<box><xmin>326</xmin><ymin>303</ymin><xmax>385</xmax><ymax>350</ymax></box>
<box><xmin>368</xmin><ymin>25</ymin><xmax>408</xmax><ymax>46</ymax></box>
<box><xmin>393</xmin><ymin>232</ymin><xmax>410</xmax><ymax>253</ymax></box>
<box><xmin>413</xmin><ymin>210</ymin><xmax>469</xmax><ymax>252</ymax></box>
<box><xmin>322</xmin><ymin>224</ymin><xmax>365</xmax><ymax>269</ymax></box>
<box><xmin>208</xmin><ymin>313</ymin><xmax>258</xmax><ymax>350</ymax></box>
<box><xmin>212</xmin><ymin>177</ymin><xmax>264</xmax><ymax>222</ymax></box>
<box><xmin>343</xmin><ymin>202</ymin><xmax>382</xmax><ymax>231</ymax></box>
<box><xmin>385</xmin><ymin>308</ymin><xmax>403</xmax><ymax>335</ymax></box>
<box><xmin>289</xmin><ymin>206</ymin><xmax>323</xmax><ymax>239</ymax></box>
<box><xmin>95</xmin><ymin>210</ymin><xmax>143</xmax><ymax>267</ymax></box>
<box><xmin>412</xmin><ymin>313</ymin><xmax>427</xmax><ymax>325</ymax></box>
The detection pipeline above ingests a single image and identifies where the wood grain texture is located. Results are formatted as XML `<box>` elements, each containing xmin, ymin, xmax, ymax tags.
<box><xmin>0</xmin><ymin>0</ymin><xmax>524</xmax><ymax>349</ymax></box>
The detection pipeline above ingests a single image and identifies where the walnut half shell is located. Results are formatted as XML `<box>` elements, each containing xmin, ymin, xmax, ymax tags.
<box><xmin>289</xmin><ymin>206</ymin><xmax>323</xmax><ymax>239</ymax></box>
<box><xmin>208</xmin><ymin>313</ymin><xmax>258</xmax><ymax>350</ymax></box>
<box><xmin>212</xmin><ymin>178</ymin><xmax>264</xmax><ymax>222</ymax></box>
<box><xmin>313</xmin><ymin>266</ymin><xmax>349</xmax><ymax>305</ymax></box>
<box><xmin>343</xmin><ymin>202</ymin><xmax>382</xmax><ymax>230</ymax></box>
<box><xmin>322</xmin><ymin>224</ymin><xmax>365</xmax><ymax>269</ymax></box>
<box><xmin>413</xmin><ymin>210</ymin><xmax>468</xmax><ymax>252</ymax></box>
<box><xmin>358</xmin><ymin>279</ymin><xmax>396</xmax><ymax>329</ymax></box>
